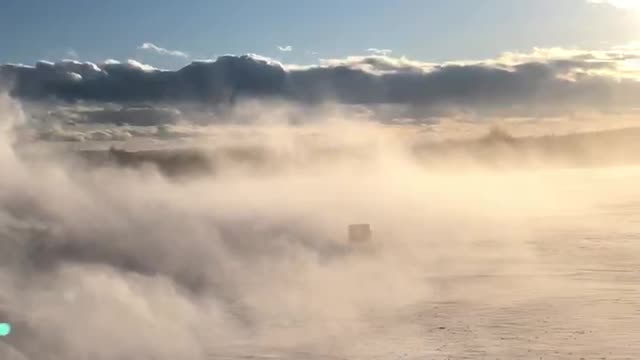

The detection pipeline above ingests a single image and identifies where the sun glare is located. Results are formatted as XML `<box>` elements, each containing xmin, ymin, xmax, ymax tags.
<box><xmin>592</xmin><ymin>0</ymin><xmax>640</xmax><ymax>10</ymax></box>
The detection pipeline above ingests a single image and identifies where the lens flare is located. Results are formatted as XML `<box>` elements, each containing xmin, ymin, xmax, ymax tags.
<box><xmin>0</xmin><ymin>323</ymin><xmax>11</xmax><ymax>337</ymax></box>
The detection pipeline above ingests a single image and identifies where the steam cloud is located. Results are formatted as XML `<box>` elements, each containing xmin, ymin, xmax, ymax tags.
<box><xmin>0</xmin><ymin>89</ymin><xmax>604</xmax><ymax>359</ymax></box>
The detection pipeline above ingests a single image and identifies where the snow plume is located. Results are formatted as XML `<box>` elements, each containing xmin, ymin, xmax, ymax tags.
<box><xmin>0</xmin><ymin>92</ymin><xmax>627</xmax><ymax>359</ymax></box>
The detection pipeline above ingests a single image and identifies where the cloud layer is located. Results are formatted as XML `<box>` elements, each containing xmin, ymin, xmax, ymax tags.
<box><xmin>2</xmin><ymin>46</ymin><xmax>640</xmax><ymax>116</ymax></box>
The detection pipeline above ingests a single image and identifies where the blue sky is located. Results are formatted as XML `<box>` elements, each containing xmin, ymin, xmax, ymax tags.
<box><xmin>1</xmin><ymin>0</ymin><xmax>639</xmax><ymax>69</ymax></box>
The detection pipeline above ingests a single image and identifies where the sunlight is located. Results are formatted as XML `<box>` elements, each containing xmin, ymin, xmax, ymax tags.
<box><xmin>590</xmin><ymin>0</ymin><xmax>640</xmax><ymax>10</ymax></box>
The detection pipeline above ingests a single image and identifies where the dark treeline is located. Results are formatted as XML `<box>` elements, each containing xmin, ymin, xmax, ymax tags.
<box><xmin>75</xmin><ymin>127</ymin><xmax>640</xmax><ymax>177</ymax></box>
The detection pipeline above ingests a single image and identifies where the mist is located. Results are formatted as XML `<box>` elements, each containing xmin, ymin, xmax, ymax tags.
<box><xmin>1</xmin><ymin>93</ymin><xmax>640</xmax><ymax>359</ymax></box>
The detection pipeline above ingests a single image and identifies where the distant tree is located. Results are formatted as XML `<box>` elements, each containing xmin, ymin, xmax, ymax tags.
<box><xmin>483</xmin><ymin>125</ymin><xmax>514</xmax><ymax>143</ymax></box>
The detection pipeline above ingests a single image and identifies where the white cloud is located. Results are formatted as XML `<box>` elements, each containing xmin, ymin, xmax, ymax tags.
<box><xmin>102</xmin><ymin>59</ymin><xmax>158</xmax><ymax>72</ymax></box>
<box><xmin>139</xmin><ymin>42</ymin><xmax>189</xmax><ymax>58</ymax></box>
<box><xmin>65</xmin><ymin>48</ymin><xmax>79</xmax><ymax>60</ymax></box>
<box><xmin>367</xmin><ymin>48</ymin><xmax>393</xmax><ymax>56</ymax></box>
<box><xmin>277</xmin><ymin>45</ymin><xmax>293</xmax><ymax>52</ymax></box>
<box><xmin>319</xmin><ymin>55</ymin><xmax>436</xmax><ymax>74</ymax></box>
<box><xmin>588</xmin><ymin>0</ymin><xmax>640</xmax><ymax>10</ymax></box>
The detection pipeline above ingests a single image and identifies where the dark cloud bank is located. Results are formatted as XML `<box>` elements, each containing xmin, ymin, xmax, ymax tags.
<box><xmin>1</xmin><ymin>54</ymin><xmax>638</xmax><ymax>115</ymax></box>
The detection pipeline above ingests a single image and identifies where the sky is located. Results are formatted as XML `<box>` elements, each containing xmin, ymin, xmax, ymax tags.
<box><xmin>2</xmin><ymin>0</ymin><xmax>640</xmax><ymax>122</ymax></box>
<box><xmin>1</xmin><ymin>0</ymin><xmax>639</xmax><ymax>69</ymax></box>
